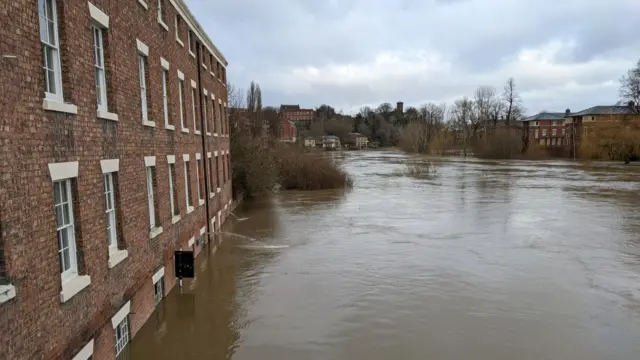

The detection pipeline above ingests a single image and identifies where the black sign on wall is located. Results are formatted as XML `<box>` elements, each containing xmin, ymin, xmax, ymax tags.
<box><xmin>174</xmin><ymin>251</ymin><xmax>195</xmax><ymax>278</ymax></box>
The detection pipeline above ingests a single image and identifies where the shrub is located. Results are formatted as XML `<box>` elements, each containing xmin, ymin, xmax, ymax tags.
<box><xmin>275</xmin><ymin>150</ymin><xmax>353</xmax><ymax>190</ymax></box>
<box><xmin>230</xmin><ymin>134</ymin><xmax>278</xmax><ymax>199</ymax></box>
<box><xmin>405</xmin><ymin>161</ymin><xmax>437</xmax><ymax>178</ymax></box>
<box><xmin>473</xmin><ymin>130</ymin><xmax>523</xmax><ymax>159</ymax></box>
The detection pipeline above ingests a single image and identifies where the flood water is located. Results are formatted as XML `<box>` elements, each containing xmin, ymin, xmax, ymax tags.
<box><xmin>129</xmin><ymin>151</ymin><xmax>640</xmax><ymax>360</ymax></box>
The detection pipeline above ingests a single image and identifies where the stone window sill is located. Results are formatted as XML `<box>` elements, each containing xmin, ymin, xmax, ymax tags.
<box><xmin>206</xmin><ymin>132</ymin><xmax>212</xmax><ymax>136</ymax></box>
<box><xmin>210</xmin><ymin>71</ymin><xmax>215</xmax><ymax>77</ymax></box>
<box><xmin>171</xmin><ymin>215</ymin><xmax>181</xmax><ymax>224</ymax></box>
<box><xmin>165</xmin><ymin>124</ymin><xmax>176</xmax><ymax>131</ymax></box>
<box><xmin>210</xmin><ymin>192</ymin><xmax>215</xmax><ymax>198</ymax></box>
<box><xmin>98</xmin><ymin>109</ymin><xmax>118</xmax><ymax>121</ymax></box>
<box><xmin>182</xmin><ymin>127</ymin><xmax>190</xmax><ymax>133</ymax></box>
<box><xmin>189</xmin><ymin>51</ymin><xmax>196</xmax><ymax>59</ymax></box>
<box><xmin>108</xmin><ymin>249</ymin><xmax>129</xmax><ymax>269</ymax></box>
<box><xmin>158</xmin><ymin>18</ymin><xmax>168</xmax><ymax>31</ymax></box>
<box><xmin>143</xmin><ymin>120</ymin><xmax>156</xmax><ymax>128</ymax></box>
<box><xmin>150</xmin><ymin>226</ymin><xmax>164</xmax><ymax>239</ymax></box>
<box><xmin>187</xmin><ymin>205</ymin><xmax>194</xmax><ymax>214</ymax></box>
<box><xmin>43</xmin><ymin>99</ymin><xmax>78</xmax><ymax>114</ymax></box>
<box><xmin>214</xmin><ymin>133</ymin><xmax>219</xmax><ymax>137</ymax></box>
<box><xmin>187</xmin><ymin>237</ymin><xmax>195</xmax><ymax>247</ymax></box>
<box><xmin>0</xmin><ymin>284</ymin><xmax>17</xmax><ymax>304</ymax></box>
<box><xmin>176</xmin><ymin>37</ymin><xmax>184</xmax><ymax>47</ymax></box>
<box><xmin>137</xmin><ymin>0</ymin><xmax>148</xmax><ymax>9</ymax></box>
<box><xmin>60</xmin><ymin>275</ymin><xmax>91</xmax><ymax>303</ymax></box>
<box><xmin>199</xmin><ymin>199</ymin><xmax>205</xmax><ymax>206</ymax></box>
<box><xmin>217</xmin><ymin>188</ymin><xmax>221</xmax><ymax>193</ymax></box>
<box><xmin>194</xmin><ymin>130</ymin><xmax>201</xmax><ymax>135</ymax></box>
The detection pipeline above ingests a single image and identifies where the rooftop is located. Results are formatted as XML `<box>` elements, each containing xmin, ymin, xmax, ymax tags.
<box><xmin>569</xmin><ymin>106</ymin><xmax>635</xmax><ymax>117</ymax></box>
<box><xmin>523</xmin><ymin>112</ymin><xmax>566</xmax><ymax>121</ymax></box>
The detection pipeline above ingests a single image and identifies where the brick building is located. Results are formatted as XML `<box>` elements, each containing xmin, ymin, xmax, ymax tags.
<box><xmin>0</xmin><ymin>1</ymin><xmax>232</xmax><ymax>359</ymax></box>
<box><xmin>522</xmin><ymin>112</ymin><xmax>567</xmax><ymax>149</ymax></box>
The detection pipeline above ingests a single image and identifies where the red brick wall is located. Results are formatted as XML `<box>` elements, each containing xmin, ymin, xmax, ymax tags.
<box><xmin>0</xmin><ymin>1</ymin><xmax>231</xmax><ymax>359</ymax></box>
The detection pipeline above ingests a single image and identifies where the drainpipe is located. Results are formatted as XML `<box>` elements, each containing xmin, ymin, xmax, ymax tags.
<box><xmin>195</xmin><ymin>42</ymin><xmax>212</xmax><ymax>246</ymax></box>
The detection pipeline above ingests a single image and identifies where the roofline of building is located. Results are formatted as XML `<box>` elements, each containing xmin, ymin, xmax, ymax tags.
<box><xmin>173</xmin><ymin>0</ymin><xmax>228</xmax><ymax>66</ymax></box>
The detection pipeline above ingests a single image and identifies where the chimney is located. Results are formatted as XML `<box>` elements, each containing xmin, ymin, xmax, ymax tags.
<box><xmin>565</xmin><ymin>108</ymin><xmax>571</xmax><ymax>116</ymax></box>
<box><xmin>396</xmin><ymin>101</ymin><xmax>404</xmax><ymax>114</ymax></box>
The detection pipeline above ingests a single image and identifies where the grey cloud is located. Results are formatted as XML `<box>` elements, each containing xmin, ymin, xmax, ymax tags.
<box><xmin>187</xmin><ymin>0</ymin><xmax>640</xmax><ymax>113</ymax></box>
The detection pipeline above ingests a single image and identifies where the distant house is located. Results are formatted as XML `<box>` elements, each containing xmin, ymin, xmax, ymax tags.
<box><xmin>521</xmin><ymin>112</ymin><xmax>566</xmax><ymax>149</ymax></box>
<box><xmin>345</xmin><ymin>132</ymin><xmax>368</xmax><ymax>149</ymax></box>
<box><xmin>280</xmin><ymin>120</ymin><xmax>297</xmax><ymax>142</ymax></box>
<box><xmin>321</xmin><ymin>135</ymin><xmax>341</xmax><ymax>149</ymax></box>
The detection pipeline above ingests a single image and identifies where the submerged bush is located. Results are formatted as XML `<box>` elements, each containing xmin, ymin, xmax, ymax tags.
<box><xmin>276</xmin><ymin>150</ymin><xmax>354</xmax><ymax>190</ymax></box>
<box><xmin>404</xmin><ymin>161</ymin><xmax>437</xmax><ymax>178</ymax></box>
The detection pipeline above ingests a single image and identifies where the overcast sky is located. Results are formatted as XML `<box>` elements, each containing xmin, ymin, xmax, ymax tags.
<box><xmin>187</xmin><ymin>0</ymin><xmax>640</xmax><ymax>115</ymax></box>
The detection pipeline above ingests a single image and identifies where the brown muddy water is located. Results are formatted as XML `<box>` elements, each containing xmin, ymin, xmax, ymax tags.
<box><xmin>128</xmin><ymin>151</ymin><xmax>640</xmax><ymax>360</ymax></box>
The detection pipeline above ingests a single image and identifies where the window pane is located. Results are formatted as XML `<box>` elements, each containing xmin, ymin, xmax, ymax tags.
<box><xmin>62</xmin><ymin>202</ymin><xmax>71</xmax><ymax>224</ymax></box>
<box><xmin>54</xmin><ymin>181</ymin><xmax>61</xmax><ymax>204</ymax></box>
<box><xmin>55</xmin><ymin>205</ymin><xmax>64</xmax><ymax>227</ymax></box>
<box><xmin>61</xmin><ymin>181</ymin><xmax>69</xmax><ymax>202</ymax></box>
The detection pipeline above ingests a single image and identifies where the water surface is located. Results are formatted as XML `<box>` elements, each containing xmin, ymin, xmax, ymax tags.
<box><xmin>130</xmin><ymin>151</ymin><xmax>640</xmax><ymax>360</ymax></box>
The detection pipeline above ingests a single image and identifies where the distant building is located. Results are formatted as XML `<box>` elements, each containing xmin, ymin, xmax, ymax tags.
<box><xmin>521</xmin><ymin>112</ymin><xmax>567</xmax><ymax>149</ymax></box>
<box><xmin>321</xmin><ymin>135</ymin><xmax>341</xmax><ymax>149</ymax></box>
<box><xmin>280</xmin><ymin>104</ymin><xmax>314</xmax><ymax>130</ymax></box>
<box><xmin>345</xmin><ymin>133</ymin><xmax>369</xmax><ymax>149</ymax></box>
<box><xmin>304</xmin><ymin>138</ymin><xmax>316</xmax><ymax>147</ymax></box>
<box><xmin>281</xmin><ymin>120</ymin><xmax>297</xmax><ymax>142</ymax></box>
<box><xmin>521</xmin><ymin>104</ymin><xmax>640</xmax><ymax>158</ymax></box>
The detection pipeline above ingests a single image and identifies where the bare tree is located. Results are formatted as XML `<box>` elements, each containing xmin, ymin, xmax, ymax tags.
<box><xmin>246</xmin><ymin>81</ymin><xmax>263</xmax><ymax>139</ymax></box>
<box><xmin>227</xmin><ymin>82</ymin><xmax>246</xmax><ymax>135</ymax></box>
<box><xmin>376</xmin><ymin>103</ymin><xmax>394</xmax><ymax>121</ymax></box>
<box><xmin>474</xmin><ymin>85</ymin><xmax>496</xmax><ymax>141</ymax></box>
<box><xmin>450</xmin><ymin>97</ymin><xmax>475</xmax><ymax>156</ymax></box>
<box><xmin>620</xmin><ymin>59</ymin><xmax>640</xmax><ymax>114</ymax></box>
<box><xmin>262</xmin><ymin>106</ymin><xmax>280</xmax><ymax>139</ymax></box>
<box><xmin>502</xmin><ymin>77</ymin><xmax>523</xmax><ymax>124</ymax></box>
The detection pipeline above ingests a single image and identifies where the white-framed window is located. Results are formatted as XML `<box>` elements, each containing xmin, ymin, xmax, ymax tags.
<box><xmin>188</xmin><ymin>29</ymin><xmax>195</xmax><ymax>55</ymax></box>
<box><xmin>145</xmin><ymin>157</ymin><xmax>158</xmax><ymax>230</ymax></box>
<box><xmin>156</xmin><ymin>0</ymin><xmax>165</xmax><ymax>24</ymax></box>
<box><xmin>175</xmin><ymin>15</ymin><xmax>183</xmax><ymax>45</ymax></box>
<box><xmin>104</xmin><ymin>173</ymin><xmax>117</xmax><ymax>252</ymax></box>
<box><xmin>191</xmin><ymin>82</ymin><xmax>198</xmax><ymax>132</ymax></box>
<box><xmin>183</xmin><ymin>155</ymin><xmax>193</xmax><ymax>211</ymax></box>
<box><xmin>177</xmin><ymin>71</ymin><xmax>186</xmax><ymax>131</ymax></box>
<box><xmin>161</xmin><ymin>66</ymin><xmax>170</xmax><ymax>127</ymax></box>
<box><xmin>39</xmin><ymin>0</ymin><xmax>63</xmax><ymax>100</ymax></box>
<box><xmin>168</xmin><ymin>157</ymin><xmax>178</xmax><ymax>218</ymax></box>
<box><xmin>114</xmin><ymin>316</ymin><xmax>129</xmax><ymax>356</ymax></box>
<box><xmin>207</xmin><ymin>152</ymin><xmax>214</xmax><ymax>197</ymax></box>
<box><xmin>54</xmin><ymin>180</ymin><xmax>77</xmax><ymax>282</ymax></box>
<box><xmin>139</xmin><ymin>54</ymin><xmax>148</xmax><ymax>121</ymax></box>
<box><xmin>195</xmin><ymin>155</ymin><xmax>203</xmax><ymax>204</ymax></box>
<box><xmin>534</xmin><ymin>129</ymin><xmax>539</xmax><ymax>139</ymax></box>
<box><xmin>202</xmin><ymin>89</ymin><xmax>208</xmax><ymax>134</ymax></box>
<box><xmin>212</xmin><ymin>95</ymin><xmax>218</xmax><ymax>135</ymax></box>
<box><xmin>552</xmin><ymin>128</ymin><xmax>557</xmax><ymax>136</ymax></box>
<box><xmin>137</xmin><ymin>39</ymin><xmax>150</xmax><ymax>123</ymax></box>
<box><xmin>542</xmin><ymin>128</ymin><xmax>548</xmax><ymax>136</ymax></box>
<box><xmin>562</xmin><ymin>128</ymin><xmax>566</xmax><ymax>136</ymax></box>
<box><xmin>92</xmin><ymin>26</ymin><xmax>108</xmax><ymax>110</ymax></box>
<box><xmin>154</xmin><ymin>277</ymin><xmax>164</xmax><ymax>305</ymax></box>
<box><xmin>215</xmin><ymin>154</ymin><xmax>221</xmax><ymax>191</ymax></box>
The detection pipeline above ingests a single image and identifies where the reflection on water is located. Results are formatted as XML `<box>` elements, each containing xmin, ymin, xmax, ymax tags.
<box><xmin>130</xmin><ymin>151</ymin><xmax>640</xmax><ymax>360</ymax></box>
